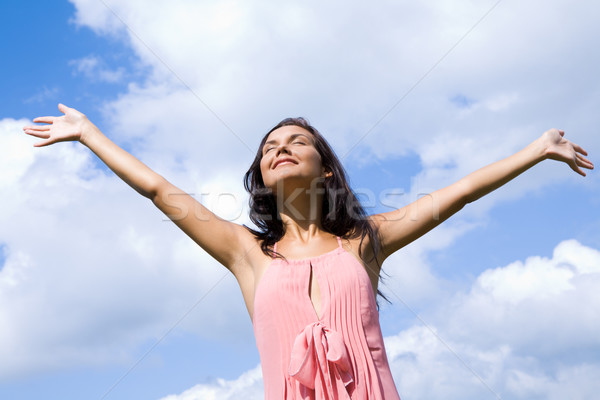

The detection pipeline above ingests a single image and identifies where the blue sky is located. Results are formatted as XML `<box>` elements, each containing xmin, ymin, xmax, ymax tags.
<box><xmin>1</xmin><ymin>1</ymin><xmax>599</xmax><ymax>399</ymax></box>
<box><xmin>1</xmin><ymin>2</ymin><xmax>125</xmax><ymax>119</ymax></box>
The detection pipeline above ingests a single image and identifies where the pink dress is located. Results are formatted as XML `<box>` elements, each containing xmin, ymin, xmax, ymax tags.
<box><xmin>253</xmin><ymin>236</ymin><xmax>401</xmax><ymax>399</ymax></box>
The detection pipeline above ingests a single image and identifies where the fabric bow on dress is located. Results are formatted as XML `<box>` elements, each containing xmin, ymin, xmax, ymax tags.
<box><xmin>289</xmin><ymin>322</ymin><xmax>354</xmax><ymax>399</ymax></box>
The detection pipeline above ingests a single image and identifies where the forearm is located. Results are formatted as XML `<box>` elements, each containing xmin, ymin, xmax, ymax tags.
<box><xmin>461</xmin><ymin>137</ymin><xmax>547</xmax><ymax>204</ymax></box>
<box><xmin>80</xmin><ymin>123</ymin><xmax>164</xmax><ymax>199</ymax></box>
<box><xmin>373</xmin><ymin>129</ymin><xmax>590</xmax><ymax>257</ymax></box>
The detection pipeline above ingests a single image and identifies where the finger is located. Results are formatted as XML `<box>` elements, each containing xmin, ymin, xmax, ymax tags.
<box><xmin>24</xmin><ymin>125</ymin><xmax>51</xmax><ymax>132</ymax></box>
<box><xmin>575</xmin><ymin>153</ymin><xmax>594</xmax><ymax>169</ymax></box>
<box><xmin>24</xmin><ymin>130</ymin><xmax>51</xmax><ymax>139</ymax></box>
<box><xmin>570</xmin><ymin>161</ymin><xmax>586</xmax><ymax>177</ymax></box>
<box><xmin>558</xmin><ymin>129</ymin><xmax>565</xmax><ymax>137</ymax></box>
<box><xmin>33</xmin><ymin>138</ymin><xmax>55</xmax><ymax>147</ymax></box>
<box><xmin>571</xmin><ymin>142</ymin><xmax>588</xmax><ymax>156</ymax></box>
<box><xmin>58</xmin><ymin>103</ymin><xmax>69</xmax><ymax>114</ymax></box>
<box><xmin>33</xmin><ymin>116</ymin><xmax>55</xmax><ymax>124</ymax></box>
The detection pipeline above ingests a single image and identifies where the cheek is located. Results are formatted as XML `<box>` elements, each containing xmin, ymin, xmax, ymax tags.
<box><xmin>259</xmin><ymin>159</ymin><xmax>270</xmax><ymax>181</ymax></box>
<box><xmin>310</xmin><ymin>153</ymin><xmax>324</xmax><ymax>171</ymax></box>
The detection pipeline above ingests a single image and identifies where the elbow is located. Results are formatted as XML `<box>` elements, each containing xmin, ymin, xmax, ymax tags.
<box><xmin>458</xmin><ymin>178</ymin><xmax>476</xmax><ymax>206</ymax></box>
<box><xmin>147</xmin><ymin>175</ymin><xmax>168</xmax><ymax>203</ymax></box>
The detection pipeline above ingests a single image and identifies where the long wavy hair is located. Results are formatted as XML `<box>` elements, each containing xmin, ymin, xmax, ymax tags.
<box><xmin>243</xmin><ymin>118</ymin><xmax>388</xmax><ymax>302</ymax></box>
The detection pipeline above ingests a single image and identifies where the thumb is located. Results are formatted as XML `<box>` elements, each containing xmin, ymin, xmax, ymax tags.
<box><xmin>58</xmin><ymin>103</ymin><xmax>70</xmax><ymax>114</ymax></box>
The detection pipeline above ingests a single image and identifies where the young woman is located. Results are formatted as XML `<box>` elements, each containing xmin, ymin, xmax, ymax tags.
<box><xmin>23</xmin><ymin>104</ymin><xmax>593</xmax><ymax>399</ymax></box>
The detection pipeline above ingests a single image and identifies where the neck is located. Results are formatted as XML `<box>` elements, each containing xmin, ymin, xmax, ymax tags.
<box><xmin>279</xmin><ymin>218</ymin><xmax>325</xmax><ymax>243</ymax></box>
<box><xmin>275</xmin><ymin>181</ymin><xmax>327</xmax><ymax>240</ymax></box>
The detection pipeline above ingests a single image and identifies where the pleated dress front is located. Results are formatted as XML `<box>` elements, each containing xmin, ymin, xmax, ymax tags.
<box><xmin>253</xmin><ymin>236</ymin><xmax>401</xmax><ymax>399</ymax></box>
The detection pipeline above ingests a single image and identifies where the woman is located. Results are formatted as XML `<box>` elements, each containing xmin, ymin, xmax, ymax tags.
<box><xmin>23</xmin><ymin>104</ymin><xmax>593</xmax><ymax>399</ymax></box>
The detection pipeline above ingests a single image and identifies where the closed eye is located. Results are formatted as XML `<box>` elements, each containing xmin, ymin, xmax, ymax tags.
<box><xmin>264</xmin><ymin>141</ymin><xmax>305</xmax><ymax>153</ymax></box>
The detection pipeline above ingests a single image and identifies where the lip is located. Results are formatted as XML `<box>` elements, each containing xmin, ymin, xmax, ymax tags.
<box><xmin>272</xmin><ymin>158</ymin><xmax>297</xmax><ymax>169</ymax></box>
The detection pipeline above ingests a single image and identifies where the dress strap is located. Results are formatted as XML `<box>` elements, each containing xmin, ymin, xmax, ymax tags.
<box><xmin>336</xmin><ymin>236</ymin><xmax>342</xmax><ymax>248</ymax></box>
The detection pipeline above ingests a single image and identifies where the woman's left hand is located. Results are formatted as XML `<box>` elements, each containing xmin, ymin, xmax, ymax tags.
<box><xmin>541</xmin><ymin>129</ymin><xmax>594</xmax><ymax>176</ymax></box>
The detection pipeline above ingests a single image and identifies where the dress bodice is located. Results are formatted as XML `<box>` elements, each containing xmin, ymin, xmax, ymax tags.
<box><xmin>253</xmin><ymin>237</ymin><xmax>401</xmax><ymax>399</ymax></box>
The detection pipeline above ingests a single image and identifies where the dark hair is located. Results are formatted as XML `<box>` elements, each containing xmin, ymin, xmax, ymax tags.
<box><xmin>243</xmin><ymin>117</ymin><xmax>389</xmax><ymax>304</ymax></box>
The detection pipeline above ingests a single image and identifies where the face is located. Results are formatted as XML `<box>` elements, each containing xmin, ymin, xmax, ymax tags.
<box><xmin>259</xmin><ymin>125</ymin><xmax>331</xmax><ymax>192</ymax></box>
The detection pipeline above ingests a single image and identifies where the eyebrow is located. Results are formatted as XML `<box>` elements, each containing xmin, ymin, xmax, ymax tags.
<box><xmin>263</xmin><ymin>133</ymin><xmax>312</xmax><ymax>149</ymax></box>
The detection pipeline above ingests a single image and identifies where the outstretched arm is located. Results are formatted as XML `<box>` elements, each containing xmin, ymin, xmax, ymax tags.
<box><xmin>23</xmin><ymin>104</ymin><xmax>253</xmax><ymax>271</ymax></box>
<box><xmin>25</xmin><ymin>104</ymin><xmax>162</xmax><ymax>198</ymax></box>
<box><xmin>371</xmin><ymin>128</ymin><xmax>594</xmax><ymax>261</ymax></box>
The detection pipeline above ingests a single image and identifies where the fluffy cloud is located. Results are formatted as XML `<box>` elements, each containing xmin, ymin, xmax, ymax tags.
<box><xmin>68</xmin><ymin>0</ymin><xmax>599</xmax><ymax>228</ymax></box>
<box><xmin>69</xmin><ymin>55</ymin><xmax>126</xmax><ymax>83</ymax></box>
<box><xmin>0</xmin><ymin>119</ymin><xmax>36</xmax><ymax>188</ymax></box>
<box><xmin>439</xmin><ymin>240</ymin><xmax>600</xmax><ymax>355</ymax></box>
<box><xmin>0</xmin><ymin>119</ymin><xmax>253</xmax><ymax>379</ymax></box>
<box><xmin>159</xmin><ymin>364</ymin><xmax>264</xmax><ymax>400</ymax></box>
<box><xmin>385</xmin><ymin>239</ymin><xmax>600</xmax><ymax>399</ymax></box>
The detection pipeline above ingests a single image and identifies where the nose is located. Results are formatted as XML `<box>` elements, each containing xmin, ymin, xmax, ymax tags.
<box><xmin>276</xmin><ymin>143</ymin><xmax>291</xmax><ymax>156</ymax></box>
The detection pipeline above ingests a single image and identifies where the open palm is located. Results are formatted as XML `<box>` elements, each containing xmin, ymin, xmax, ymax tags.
<box><xmin>542</xmin><ymin>128</ymin><xmax>594</xmax><ymax>176</ymax></box>
<box><xmin>23</xmin><ymin>103</ymin><xmax>89</xmax><ymax>147</ymax></box>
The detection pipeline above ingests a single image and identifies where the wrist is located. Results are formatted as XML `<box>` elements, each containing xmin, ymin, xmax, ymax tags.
<box><xmin>527</xmin><ymin>135</ymin><xmax>549</xmax><ymax>163</ymax></box>
<box><xmin>79</xmin><ymin>120</ymin><xmax>100</xmax><ymax>147</ymax></box>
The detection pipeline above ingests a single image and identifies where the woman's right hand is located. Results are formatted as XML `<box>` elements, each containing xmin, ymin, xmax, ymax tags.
<box><xmin>23</xmin><ymin>103</ymin><xmax>92</xmax><ymax>147</ymax></box>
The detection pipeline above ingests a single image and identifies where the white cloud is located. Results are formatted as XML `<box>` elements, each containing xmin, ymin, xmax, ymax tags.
<box><xmin>66</xmin><ymin>0</ymin><xmax>599</xmax><ymax>230</ymax></box>
<box><xmin>159</xmin><ymin>364</ymin><xmax>263</xmax><ymax>400</ymax></box>
<box><xmin>0</xmin><ymin>119</ymin><xmax>36</xmax><ymax>188</ymax></box>
<box><xmin>0</xmin><ymin>119</ymin><xmax>253</xmax><ymax>379</ymax></box>
<box><xmin>440</xmin><ymin>240</ymin><xmax>600</xmax><ymax>353</ymax></box>
<box><xmin>69</xmin><ymin>55</ymin><xmax>125</xmax><ymax>83</ymax></box>
<box><xmin>384</xmin><ymin>239</ymin><xmax>600</xmax><ymax>399</ymax></box>
<box><xmin>22</xmin><ymin>86</ymin><xmax>60</xmax><ymax>104</ymax></box>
